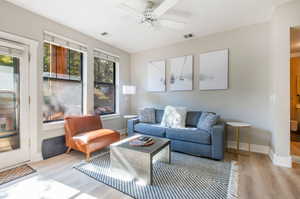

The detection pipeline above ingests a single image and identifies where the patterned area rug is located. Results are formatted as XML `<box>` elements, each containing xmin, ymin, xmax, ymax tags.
<box><xmin>0</xmin><ymin>165</ymin><xmax>36</xmax><ymax>185</ymax></box>
<box><xmin>74</xmin><ymin>151</ymin><xmax>239</xmax><ymax>199</ymax></box>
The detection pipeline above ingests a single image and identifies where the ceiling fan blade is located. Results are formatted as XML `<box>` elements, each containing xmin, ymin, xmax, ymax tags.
<box><xmin>117</xmin><ymin>3</ymin><xmax>143</xmax><ymax>18</ymax></box>
<box><xmin>153</xmin><ymin>0</ymin><xmax>180</xmax><ymax>18</ymax></box>
<box><xmin>159</xmin><ymin>19</ymin><xmax>185</xmax><ymax>30</ymax></box>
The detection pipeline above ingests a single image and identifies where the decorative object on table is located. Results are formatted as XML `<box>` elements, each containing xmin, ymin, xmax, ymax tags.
<box><xmin>169</xmin><ymin>55</ymin><xmax>193</xmax><ymax>91</ymax></box>
<box><xmin>74</xmin><ymin>149</ymin><xmax>238</xmax><ymax>199</ymax></box>
<box><xmin>0</xmin><ymin>164</ymin><xmax>36</xmax><ymax>186</ymax></box>
<box><xmin>226</xmin><ymin>122</ymin><xmax>251</xmax><ymax>155</ymax></box>
<box><xmin>123</xmin><ymin>115</ymin><xmax>138</xmax><ymax>134</ymax></box>
<box><xmin>139</xmin><ymin>107</ymin><xmax>156</xmax><ymax>123</ymax></box>
<box><xmin>147</xmin><ymin>60</ymin><xmax>166</xmax><ymax>92</ymax></box>
<box><xmin>199</xmin><ymin>49</ymin><xmax>229</xmax><ymax>90</ymax></box>
<box><xmin>129</xmin><ymin>136</ymin><xmax>155</xmax><ymax>146</ymax></box>
<box><xmin>197</xmin><ymin>112</ymin><xmax>220</xmax><ymax>131</ymax></box>
<box><xmin>160</xmin><ymin>106</ymin><xmax>187</xmax><ymax>128</ymax></box>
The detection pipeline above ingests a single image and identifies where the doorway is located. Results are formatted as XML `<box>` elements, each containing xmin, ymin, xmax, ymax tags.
<box><xmin>290</xmin><ymin>27</ymin><xmax>300</xmax><ymax>162</ymax></box>
<box><xmin>0</xmin><ymin>39</ymin><xmax>30</xmax><ymax>169</ymax></box>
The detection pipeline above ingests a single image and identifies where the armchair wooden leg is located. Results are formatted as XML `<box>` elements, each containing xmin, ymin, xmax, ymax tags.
<box><xmin>86</xmin><ymin>152</ymin><xmax>90</xmax><ymax>161</ymax></box>
<box><xmin>66</xmin><ymin>147</ymin><xmax>72</xmax><ymax>154</ymax></box>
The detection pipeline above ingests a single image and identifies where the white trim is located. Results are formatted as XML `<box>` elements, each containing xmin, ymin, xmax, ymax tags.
<box><xmin>42</xmin><ymin>114</ymin><xmax>121</xmax><ymax>131</ymax></box>
<box><xmin>0</xmin><ymin>30</ymin><xmax>39</xmax><ymax>165</ymax></box>
<box><xmin>94</xmin><ymin>48</ymin><xmax>120</xmax><ymax>58</ymax></box>
<box><xmin>227</xmin><ymin>141</ymin><xmax>270</xmax><ymax>154</ymax></box>
<box><xmin>268</xmin><ymin>149</ymin><xmax>292</xmax><ymax>168</ymax></box>
<box><xmin>44</xmin><ymin>30</ymin><xmax>88</xmax><ymax>48</ymax></box>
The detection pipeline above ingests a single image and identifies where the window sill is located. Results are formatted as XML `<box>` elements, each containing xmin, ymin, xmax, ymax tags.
<box><xmin>101</xmin><ymin>114</ymin><xmax>121</xmax><ymax>121</ymax></box>
<box><xmin>42</xmin><ymin>114</ymin><xmax>121</xmax><ymax>131</ymax></box>
<box><xmin>43</xmin><ymin>120</ymin><xmax>64</xmax><ymax>131</ymax></box>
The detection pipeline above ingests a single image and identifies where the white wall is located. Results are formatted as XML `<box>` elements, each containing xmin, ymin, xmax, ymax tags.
<box><xmin>270</xmin><ymin>0</ymin><xmax>300</xmax><ymax>159</ymax></box>
<box><xmin>131</xmin><ymin>23</ymin><xmax>272</xmax><ymax>147</ymax></box>
<box><xmin>0</xmin><ymin>1</ymin><xmax>131</xmax><ymax>155</ymax></box>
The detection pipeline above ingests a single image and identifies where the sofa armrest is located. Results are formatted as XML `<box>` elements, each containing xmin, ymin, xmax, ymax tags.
<box><xmin>128</xmin><ymin>118</ymin><xmax>140</xmax><ymax>135</ymax></box>
<box><xmin>210</xmin><ymin>123</ymin><xmax>225</xmax><ymax>160</ymax></box>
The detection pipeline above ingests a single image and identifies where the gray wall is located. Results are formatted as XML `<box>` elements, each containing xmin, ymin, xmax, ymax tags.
<box><xmin>131</xmin><ymin>23</ymin><xmax>272</xmax><ymax>146</ymax></box>
<box><xmin>0</xmin><ymin>1</ymin><xmax>131</xmax><ymax>153</ymax></box>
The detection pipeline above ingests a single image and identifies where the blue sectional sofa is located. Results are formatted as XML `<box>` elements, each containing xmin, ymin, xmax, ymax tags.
<box><xmin>128</xmin><ymin>109</ymin><xmax>225</xmax><ymax>160</ymax></box>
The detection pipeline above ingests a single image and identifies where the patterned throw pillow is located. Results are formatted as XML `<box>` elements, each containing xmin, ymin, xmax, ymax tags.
<box><xmin>160</xmin><ymin>106</ymin><xmax>187</xmax><ymax>128</ymax></box>
<box><xmin>139</xmin><ymin>108</ymin><xmax>156</xmax><ymax>123</ymax></box>
<box><xmin>197</xmin><ymin>112</ymin><xmax>219</xmax><ymax>131</ymax></box>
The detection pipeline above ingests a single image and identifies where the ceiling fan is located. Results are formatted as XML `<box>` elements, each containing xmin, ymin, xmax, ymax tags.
<box><xmin>118</xmin><ymin>0</ymin><xmax>186</xmax><ymax>30</ymax></box>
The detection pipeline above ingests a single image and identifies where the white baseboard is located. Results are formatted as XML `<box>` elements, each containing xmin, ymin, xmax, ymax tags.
<box><xmin>30</xmin><ymin>153</ymin><xmax>43</xmax><ymax>162</ymax></box>
<box><xmin>227</xmin><ymin>141</ymin><xmax>270</xmax><ymax>154</ymax></box>
<box><xmin>268</xmin><ymin>149</ymin><xmax>292</xmax><ymax>168</ymax></box>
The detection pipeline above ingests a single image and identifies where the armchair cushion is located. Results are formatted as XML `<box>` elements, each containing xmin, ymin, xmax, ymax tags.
<box><xmin>73</xmin><ymin>129</ymin><xmax>118</xmax><ymax>144</ymax></box>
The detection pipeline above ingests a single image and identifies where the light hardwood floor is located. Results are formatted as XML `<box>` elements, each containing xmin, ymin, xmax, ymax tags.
<box><xmin>0</xmin><ymin>151</ymin><xmax>299</xmax><ymax>199</ymax></box>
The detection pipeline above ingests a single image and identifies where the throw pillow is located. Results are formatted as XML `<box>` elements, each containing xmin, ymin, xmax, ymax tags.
<box><xmin>139</xmin><ymin>108</ymin><xmax>156</xmax><ymax>123</ymax></box>
<box><xmin>160</xmin><ymin>106</ymin><xmax>187</xmax><ymax>128</ymax></box>
<box><xmin>197</xmin><ymin>112</ymin><xmax>219</xmax><ymax>131</ymax></box>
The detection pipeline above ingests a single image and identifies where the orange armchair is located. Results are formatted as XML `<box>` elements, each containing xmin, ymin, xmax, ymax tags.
<box><xmin>64</xmin><ymin>115</ymin><xmax>120</xmax><ymax>159</ymax></box>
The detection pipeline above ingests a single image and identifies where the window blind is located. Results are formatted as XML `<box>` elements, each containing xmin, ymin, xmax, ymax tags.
<box><xmin>43</xmin><ymin>31</ymin><xmax>88</xmax><ymax>52</ymax></box>
<box><xmin>93</xmin><ymin>49</ymin><xmax>119</xmax><ymax>62</ymax></box>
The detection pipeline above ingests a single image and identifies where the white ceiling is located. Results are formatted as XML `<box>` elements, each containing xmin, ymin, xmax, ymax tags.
<box><xmin>6</xmin><ymin>0</ymin><xmax>290</xmax><ymax>53</ymax></box>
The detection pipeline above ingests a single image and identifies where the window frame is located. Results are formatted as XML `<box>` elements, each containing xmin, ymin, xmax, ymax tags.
<box><xmin>93</xmin><ymin>57</ymin><xmax>117</xmax><ymax>116</ymax></box>
<box><xmin>42</xmin><ymin>42</ymin><xmax>84</xmax><ymax>123</ymax></box>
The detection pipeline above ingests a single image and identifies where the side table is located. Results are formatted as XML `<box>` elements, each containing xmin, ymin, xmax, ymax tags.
<box><xmin>226</xmin><ymin>122</ymin><xmax>251</xmax><ymax>155</ymax></box>
<box><xmin>123</xmin><ymin>115</ymin><xmax>138</xmax><ymax>134</ymax></box>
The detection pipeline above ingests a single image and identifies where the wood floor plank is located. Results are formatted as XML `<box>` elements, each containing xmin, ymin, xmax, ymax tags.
<box><xmin>0</xmin><ymin>150</ymin><xmax>299</xmax><ymax>199</ymax></box>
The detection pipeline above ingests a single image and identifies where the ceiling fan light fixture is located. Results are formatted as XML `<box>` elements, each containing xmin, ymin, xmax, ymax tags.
<box><xmin>100</xmin><ymin>32</ymin><xmax>109</xmax><ymax>37</ymax></box>
<box><xmin>184</xmin><ymin>33</ymin><xmax>194</xmax><ymax>39</ymax></box>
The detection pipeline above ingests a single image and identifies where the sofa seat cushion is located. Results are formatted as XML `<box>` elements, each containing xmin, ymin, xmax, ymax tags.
<box><xmin>72</xmin><ymin>129</ymin><xmax>119</xmax><ymax>144</ymax></box>
<box><xmin>134</xmin><ymin>123</ymin><xmax>166</xmax><ymax>137</ymax></box>
<box><xmin>166</xmin><ymin>128</ymin><xmax>211</xmax><ymax>145</ymax></box>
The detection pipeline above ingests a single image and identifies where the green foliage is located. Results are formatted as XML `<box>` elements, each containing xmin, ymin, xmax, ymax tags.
<box><xmin>43</xmin><ymin>43</ymin><xmax>50</xmax><ymax>72</ymax></box>
<box><xmin>0</xmin><ymin>55</ymin><xmax>13</xmax><ymax>66</ymax></box>
<box><xmin>94</xmin><ymin>57</ymin><xmax>114</xmax><ymax>83</ymax></box>
<box><xmin>68</xmin><ymin>50</ymin><xmax>81</xmax><ymax>77</ymax></box>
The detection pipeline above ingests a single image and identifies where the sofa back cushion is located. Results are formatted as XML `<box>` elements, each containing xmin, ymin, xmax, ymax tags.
<box><xmin>197</xmin><ymin>112</ymin><xmax>219</xmax><ymax>131</ymax></box>
<box><xmin>139</xmin><ymin>108</ymin><xmax>156</xmax><ymax>123</ymax></box>
<box><xmin>186</xmin><ymin>111</ymin><xmax>202</xmax><ymax>127</ymax></box>
<box><xmin>155</xmin><ymin>109</ymin><xmax>203</xmax><ymax>127</ymax></box>
<box><xmin>155</xmin><ymin>109</ymin><xmax>164</xmax><ymax>123</ymax></box>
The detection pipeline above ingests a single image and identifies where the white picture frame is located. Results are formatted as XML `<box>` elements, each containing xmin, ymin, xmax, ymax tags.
<box><xmin>147</xmin><ymin>60</ymin><xmax>166</xmax><ymax>92</ymax></box>
<box><xmin>199</xmin><ymin>49</ymin><xmax>229</xmax><ymax>90</ymax></box>
<box><xmin>169</xmin><ymin>55</ymin><xmax>193</xmax><ymax>91</ymax></box>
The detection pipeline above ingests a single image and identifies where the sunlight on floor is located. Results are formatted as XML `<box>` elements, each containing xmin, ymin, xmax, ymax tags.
<box><xmin>0</xmin><ymin>175</ymin><xmax>97</xmax><ymax>199</ymax></box>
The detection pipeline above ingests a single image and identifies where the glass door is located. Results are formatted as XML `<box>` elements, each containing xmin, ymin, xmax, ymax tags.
<box><xmin>0</xmin><ymin>40</ymin><xmax>30</xmax><ymax>169</ymax></box>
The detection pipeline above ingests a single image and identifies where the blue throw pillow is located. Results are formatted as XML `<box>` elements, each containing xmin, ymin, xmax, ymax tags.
<box><xmin>197</xmin><ymin>112</ymin><xmax>219</xmax><ymax>131</ymax></box>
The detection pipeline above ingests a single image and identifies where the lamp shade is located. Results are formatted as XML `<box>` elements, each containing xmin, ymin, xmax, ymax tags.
<box><xmin>122</xmin><ymin>85</ymin><xmax>136</xmax><ymax>95</ymax></box>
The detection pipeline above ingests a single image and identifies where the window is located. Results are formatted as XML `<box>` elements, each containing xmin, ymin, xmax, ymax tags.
<box><xmin>43</xmin><ymin>42</ymin><xmax>83</xmax><ymax>122</ymax></box>
<box><xmin>94</xmin><ymin>57</ymin><xmax>116</xmax><ymax>115</ymax></box>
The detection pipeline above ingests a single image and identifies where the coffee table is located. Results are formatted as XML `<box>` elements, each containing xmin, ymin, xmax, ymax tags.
<box><xmin>110</xmin><ymin>134</ymin><xmax>171</xmax><ymax>185</ymax></box>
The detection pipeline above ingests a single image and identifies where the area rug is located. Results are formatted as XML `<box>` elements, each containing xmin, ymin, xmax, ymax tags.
<box><xmin>0</xmin><ymin>164</ymin><xmax>36</xmax><ymax>186</ymax></box>
<box><xmin>74</xmin><ymin>151</ymin><xmax>239</xmax><ymax>199</ymax></box>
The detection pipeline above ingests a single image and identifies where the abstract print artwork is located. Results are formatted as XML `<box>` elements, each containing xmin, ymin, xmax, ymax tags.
<box><xmin>199</xmin><ymin>49</ymin><xmax>229</xmax><ymax>90</ymax></box>
<box><xmin>169</xmin><ymin>55</ymin><xmax>193</xmax><ymax>91</ymax></box>
<box><xmin>147</xmin><ymin>60</ymin><xmax>166</xmax><ymax>92</ymax></box>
